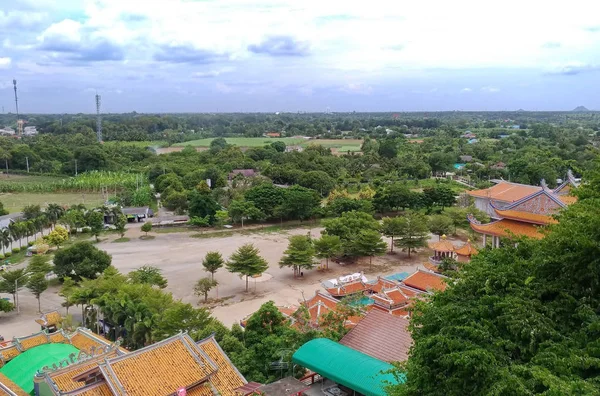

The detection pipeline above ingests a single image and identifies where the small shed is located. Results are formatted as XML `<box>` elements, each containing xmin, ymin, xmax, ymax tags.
<box><xmin>258</xmin><ymin>377</ymin><xmax>308</xmax><ymax>396</ymax></box>
<box><xmin>121</xmin><ymin>207</ymin><xmax>150</xmax><ymax>222</ymax></box>
<box><xmin>228</xmin><ymin>169</ymin><xmax>256</xmax><ymax>181</ymax></box>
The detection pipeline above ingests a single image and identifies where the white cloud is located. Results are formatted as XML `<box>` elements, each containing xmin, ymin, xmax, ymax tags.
<box><xmin>481</xmin><ymin>86</ymin><xmax>500</xmax><ymax>93</ymax></box>
<box><xmin>341</xmin><ymin>83</ymin><xmax>373</xmax><ymax>95</ymax></box>
<box><xmin>460</xmin><ymin>88</ymin><xmax>472</xmax><ymax>93</ymax></box>
<box><xmin>0</xmin><ymin>57</ymin><xmax>11</xmax><ymax>68</ymax></box>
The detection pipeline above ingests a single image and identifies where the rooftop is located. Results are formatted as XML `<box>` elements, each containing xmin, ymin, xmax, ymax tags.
<box><xmin>402</xmin><ymin>270</ymin><xmax>448</xmax><ymax>292</ymax></box>
<box><xmin>469</xmin><ymin>218</ymin><xmax>545</xmax><ymax>239</ymax></box>
<box><xmin>428</xmin><ymin>235</ymin><xmax>455</xmax><ymax>252</ymax></box>
<box><xmin>493</xmin><ymin>208</ymin><xmax>558</xmax><ymax>225</ymax></box>
<box><xmin>454</xmin><ymin>240</ymin><xmax>478</xmax><ymax>257</ymax></box>
<box><xmin>258</xmin><ymin>377</ymin><xmax>308</xmax><ymax>396</ymax></box>
<box><xmin>468</xmin><ymin>181</ymin><xmax>541</xmax><ymax>202</ymax></box>
<box><xmin>340</xmin><ymin>310</ymin><xmax>412</xmax><ymax>362</ymax></box>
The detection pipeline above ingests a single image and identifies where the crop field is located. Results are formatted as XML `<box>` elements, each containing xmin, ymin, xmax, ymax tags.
<box><xmin>0</xmin><ymin>192</ymin><xmax>105</xmax><ymax>213</ymax></box>
<box><xmin>103</xmin><ymin>140</ymin><xmax>168</xmax><ymax>149</ymax></box>
<box><xmin>0</xmin><ymin>171</ymin><xmax>147</xmax><ymax>193</ymax></box>
<box><xmin>174</xmin><ymin>137</ymin><xmax>364</xmax><ymax>150</ymax></box>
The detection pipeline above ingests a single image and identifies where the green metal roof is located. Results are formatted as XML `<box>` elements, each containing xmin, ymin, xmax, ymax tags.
<box><xmin>292</xmin><ymin>338</ymin><xmax>402</xmax><ymax>396</ymax></box>
<box><xmin>0</xmin><ymin>343</ymin><xmax>79</xmax><ymax>394</ymax></box>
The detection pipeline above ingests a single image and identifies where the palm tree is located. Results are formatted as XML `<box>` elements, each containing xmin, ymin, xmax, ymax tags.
<box><xmin>27</xmin><ymin>221</ymin><xmax>36</xmax><ymax>242</ymax></box>
<box><xmin>0</xmin><ymin>229</ymin><xmax>10</xmax><ymax>254</ymax></box>
<box><xmin>46</xmin><ymin>203</ymin><xmax>65</xmax><ymax>229</ymax></box>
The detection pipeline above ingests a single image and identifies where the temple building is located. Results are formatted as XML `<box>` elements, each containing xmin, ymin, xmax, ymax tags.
<box><xmin>425</xmin><ymin>236</ymin><xmax>478</xmax><ymax>273</ymax></box>
<box><xmin>0</xmin><ymin>315</ymin><xmax>250</xmax><ymax>396</ymax></box>
<box><xmin>467</xmin><ymin>172</ymin><xmax>580</xmax><ymax>246</ymax></box>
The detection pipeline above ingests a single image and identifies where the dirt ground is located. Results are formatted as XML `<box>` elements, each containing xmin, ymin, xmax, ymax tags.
<box><xmin>0</xmin><ymin>225</ymin><xmax>468</xmax><ymax>339</ymax></box>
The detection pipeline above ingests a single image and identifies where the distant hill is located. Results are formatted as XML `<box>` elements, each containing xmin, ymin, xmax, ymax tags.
<box><xmin>572</xmin><ymin>106</ymin><xmax>590</xmax><ymax>112</ymax></box>
<box><xmin>516</xmin><ymin>109</ymin><xmax>526</xmax><ymax>112</ymax></box>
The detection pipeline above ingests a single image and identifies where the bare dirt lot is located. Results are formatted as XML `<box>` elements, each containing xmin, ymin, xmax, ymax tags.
<box><xmin>0</xmin><ymin>226</ymin><xmax>466</xmax><ymax>338</ymax></box>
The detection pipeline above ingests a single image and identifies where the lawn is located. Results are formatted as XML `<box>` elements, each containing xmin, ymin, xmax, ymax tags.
<box><xmin>0</xmin><ymin>192</ymin><xmax>106</xmax><ymax>213</ymax></box>
<box><xmin>410</xmin><ymin>178</ymin><xmax>471</xmax><ymax>193</ymax></box>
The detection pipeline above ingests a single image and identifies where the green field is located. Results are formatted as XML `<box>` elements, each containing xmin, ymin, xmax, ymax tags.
<box><xmin>0</xmin><ymin>192</ymin><xmax>106</xmax><ymax>213</ymax></box>
<box><xmin>103</xmin><ymin>140</ymin><xmax>168</xmax><ymax>148</ymax></box>
<box><xmin>174</xmin><ymin>137</ymin><xmax>307</xmax><ymax>147</ymax></box>
<box><xmin>0</xmin><ymin>174</ymin><xmax>65</xmax><ymax>184</ymax></box>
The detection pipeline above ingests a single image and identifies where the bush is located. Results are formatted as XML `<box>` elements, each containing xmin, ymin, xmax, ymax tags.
<box><xmin>28</xmin><ymin>241</ymin><xmax>34</xmax><ymax>246</ymax></box>
<box><xmin>0</xmin><ymin>254</ymin><xmax>4</xmax><ymax>259</ymax></box>
<box><xmin>5</xmin><ymin>252</ymin><xmax>12</xmax><ymax>258</ymax></box>
<box><xmin>12</xmin><ymin>247</ymin><xmax>20</xmax><ymax>253</ymax></box>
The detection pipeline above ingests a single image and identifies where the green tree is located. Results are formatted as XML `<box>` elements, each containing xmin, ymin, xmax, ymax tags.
<box><xmin>59</xmin><ymin>276</ymin><xmax>77</xmax><ymax>315</ymax></box>
<box><xmin>128</xmin><ymin>265</ymin><xmax>167</xmax><ymax>288</ymax></box>
<box><xmin>53</xmin><ymin>241</ymin><xmax>111</xmax><ymax>280</ymax></box>
<box><xmin>23</xmin><ymin>204</ymin><xmax>42</xmax><ymax>220</ymax></box>
<box><xmin>278</xmin><ymin>185</ymin><xmax>321</xmax><ymax>221</ymax></box>
<box><xmin>27</xmin><ymin>272</ymin><xmax>48</xmax><ymax>312</ymax></box>
<box><xmin>381</xmin><ymin>216</ymin><xmax>405</xmax><ymax>253</ymax></box>
<box><xmin>27</xmin><ymin>255</ymin><xmax>54</xmax><ymax>275</ymax></box>
<box><xmin>46</xmin><ymin>225</ymin><xmax>69</xmax><ymax>248</ymax></box>
<box><xmin>228</xmin><ymin>200</ymin><xmax>265</xmax><ymax>228</ymax></box>
<box><xmin>194</xmin><ymin>277</ymin><xmax>218</xmax><ymax>302</ymax></box>
<box><xmin>226</xmin><ymin>244</ymin><xmax>269</xmax><ymax>292</ymax></box>
<box><xmin>141</xmin><ymin>221</ymin><xmax>152</xmax><ymax>236</ymax></box>
<box><xmin>87</xmin><ymin>211</ymin><xmax>104</xmax><ymax>242</ymax></box>
<box><xmin>244</xmin><ymin>183</ymin><xmax>285</xmax><ymax>219</ymax></box>
<box><xmin>188</xmin><ymin>190</ymin><xmax>220</xmax><ymax>223</ymax></box>
<box><xmin>322</xmin><ymin>211</ymin><xmax>381</xmax><ymax>256</ymax></box>
<box><xmin>279</xmin><ymin>235</ymin><xmax>315</xmax><ymax>277</ymax></box>
<box><xmin>270</xmin><ymin>141</ymin><xmax>286</xmax><ymax>152</ymax></box>
<box><xmin>298</xmin><ymin>170</ymin><xmax>336</xmax><ymax>196</ymax></box>
<box><xmin>0</xmin><ymin>201</ymin><xmax>8</xmax><ymax>216</ymax></box>
<box><xmin>163</xmin><ymin>191</ymin><xmax>188</xmax><ymax>214</ymax></box>
<box><xmin>313</xmin><ymin>234</ymin><xmax>342</xmax><ymax>270</ymax></box>
<box><xmin>0</xmin><ymin>268</ymin><xmax>28</xmax><ymax>304</ymax></box>
<box><xmin>0</xmin><ymin>298</ymin><xmax>13</xmax><ymax>313</ymax></box>
<box><xmin>45</xmin><ymin>203</ymin><xmax>65</xmax><ymax>228</ymax></box>
<box><xmin>114</xmin><ymin>214</ymin><xmax>127</xmax><ymax>238</ymax></box>
<box><xmin>202</xmin><ymin>251</ymin><xmax>224</xmax><ymax>281</ymax></box>
<box><xmin>394</xmin><ymin>211</ymin><xmax>429</xmax><ymax>258</ymax></box>
<box><xmin>348</xmin><ymin>229</ymin><xmax>387</xmax><ymax>267</ymax></box>
<box><xmin>0</xmin><ymin>228</ymin><xmax>11</xmax><ymax>254</ymax></box>
<box><xmin>428</xmin><ymin>214</ymin><xmax>453</xmax><ymax>240</ymax></box>
<box><xmin>373</xmin><ymin>183</ymin><xmax>414</xmax><ymax>213</ymax></box>
<box><xmin>214</xmin><ymin>210</ymin><xmax>229</xmax><ymax>227</ymax></box>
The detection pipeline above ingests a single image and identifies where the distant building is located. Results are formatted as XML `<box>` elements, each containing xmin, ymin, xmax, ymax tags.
<box><xmin>285</xmin><ymin>145</ymin><xmax>303</xmax><ymax>153</ymax></box>
<box><xmin>0</xmin><ymin>128</ymin><xmax>15</xmax><ymax>136</ymax></box>
<box><xmin>121</xmin><ymin>206</ymin><xmax>152</xmax><ymax>222</ymax></box>
<box><xmin>490</xmin><ymin>161</ymin><xmax>506</xmax><ymax>170</ymax></box>
<box><xmin>23</xmin><ymin>126</ymin><xmax>37</xmax><ymax>135</ymax></box>
<box><xmin>265</xmin><ymin>132</ymin><xmax>281</xmax><ymax>138</ymax></box>
<box><xmin>459</xmin><ymin>155</ymin><xmax>473</xmax><ymax>162</ymax></box>
<box><xmin>462</xmin><ymin>132</ymin><xmax>477</xmax><ymax>139</ymax></box>
<box><xmin>228</xmin><ymin>169</ymin><xmax>256</xmax><ymax>180</ymax></box>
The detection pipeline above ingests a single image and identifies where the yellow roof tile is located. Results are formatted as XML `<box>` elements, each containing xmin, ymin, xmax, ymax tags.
<box><xmin>468</xmin><ymin>182</ymin><xmax>541</xmax><ymax>202</ymax></box>
<box><xmin>103</xmin><ymin>334</ymin><xmax>215</xmax><ymax>396</ymax></box>
<box><xmin>493</xmin><ymin>208</ymin><xmax>557</xmax><ymax>225</ymax></box>
<box><xmin>470</xmin><ymin>219</ymin><xmax>545</xmax><ymax>239</ymax></box>
<box><xmin>455</xmin><ymin>241</ymin><xmax>478</xmax><ymax>257</ymax></box>
<box><xmin>0</xmin><ymin>345</ymin><xmax>20</xmax><ymax>363</ymax></box>
<box><xmin>49</xmin><ymin>351</ymin><xmax>120</xmax><ymax>393</ymax></box>
<box><xmin>196</xmin><ymin>337</ymin><xmax>246</xmax><ymax>396</ymax></box>
<box><xmin>48</xmin><ymin>331</ymin><xmax>69</xmax><ymax>344</ymax></box>
<box><xmin>64</xmin><ymin>382</ymin><xmax>114</xmax><ymax>396</ymax></box>
<box><xmin>18</xmin><ymin>332</ymin><xmax>49</xmax><ymax>351</ymax></box>
<box><xmin>0</xmin><ymin>373</ymin><xmax>29</xmax><ymax>396</ymax></box>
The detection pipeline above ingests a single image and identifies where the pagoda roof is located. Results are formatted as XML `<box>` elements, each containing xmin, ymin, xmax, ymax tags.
<box><xmin>494</xmin><ymin>188</ymin><xmax>566</xmax><ymax>211</ymax></box>
<box><xmin>35</xmin><ymin>311</ymin><xmax>62</xmax><ymax>327</ymax></box>
<box><xmin>402</xmin><ymin>270</ymin><xmax>448</xmax><ymax>293</ymax></box>
<box><xmin>325</xmin><ymin>280</ymin><xmax>368</xmax><ymax>297</ymax></box>
<box><xmin>558</xmin><ymin>195</ymin><xmax>577</xmax><ymax>205</ymax></box>
<box><xmin>367</xmin><ymin>277</ymin><xmax>397</xmax><ymax>294</ymax></box>
<box><xmin>492</xmin><ymin>208</ymin><xmax>558</xmax><ymax>225</ymax></box>
<box><xmin>196</xmin><ymin>335</ymin><xmax>247</xmax><ymax>395</ymax></box>
<box><xmin>0</xmin><ymin>373</ymin><xmax>29</xmax><ymax>396</ymax></box>
<box><xmin>468</xmin><ymin>181</ymin><xmax>541</xmax><ymax>202</ymax></box>
<box><xmin>468</xmin><ymin>217</ymin><xmax>544</xmax><ymax>239</ymax></box>
<box><xmin>428</xmin><ymin>236</ymin><xmax>455</xmax><ymax>252</ymax></box>
<box><xmin>455</xmin><ymin>240</ymin><xmax>478</xmax><ymax>257</ymax></box>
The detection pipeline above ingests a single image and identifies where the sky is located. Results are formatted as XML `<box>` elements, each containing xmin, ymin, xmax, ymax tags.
<box><xmin>1</xmin><ymin>0</ymin><xmax>600</xmax><ymax>113</ymax></box>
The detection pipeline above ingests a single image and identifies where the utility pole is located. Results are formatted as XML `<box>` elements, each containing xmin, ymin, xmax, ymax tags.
<box><xmin>75</xmin><ymin>160</ymin><xmax>78</xmax><ymax>176</ymax></box>
<box><xmin>26</xmin><ymin>156</ymin><xmax>29</xmax><ymax>173</ymax></box>
<box><xmin>95</xmin><ymin>93</ymin><xmax>102</xmax><ymax>142</ymax></box>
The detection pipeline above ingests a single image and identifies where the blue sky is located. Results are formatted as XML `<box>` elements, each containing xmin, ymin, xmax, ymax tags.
<box><xmin>1</xmin><ymin>0</ymin><xmax>600</xmax><ymax>113</ymax></box>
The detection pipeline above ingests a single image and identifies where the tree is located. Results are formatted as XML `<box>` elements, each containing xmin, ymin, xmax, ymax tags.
<box><xmin>45</xmin><ymin>203</ymin><xmax>65</xmax><ymax>228</ymax></box>
<box><xmin>270</xmin><ymin>141</ymin><xmax>286</xmax><ymax>152</ymax></box>
<box><xmin>378</xmin><ymin>138</ymin><xmax>398</xmax><ymax>159</ymax></box>
<box><xmin>245</xmin><ymin>183</ymin><xmax>285</xmax><ymax>219</ymax></box>
<box><xmin>188</xmin><ymin>190</ymin><xmax>220</xmax><ymax>223</ymax></box>
<box><xmin>373</xmin><ymin>183</ymin><xmax>414</xmax><ymax>213</ymax></box>
<box><xmin>141</xmin><ymin>221</ymin><xmax>152</xmax><ymax>236</ymax></box>
<box><xmin>163</xmin><ymin>191</ymin><xmax>188</xmax><ymax>214</ymax></box>
<box><xmin>423</xmin><ymin>185</ymin><xmax>456</xmax><ymax>209</ymax></box>
<box><xmin>313</xmin><ymin>234</ymin><xmax>342</xmax><ymax>270</ymax></box>
<box><xmin>322</xmin><ymin>211</ymin><xmax>381</xmax><ymax>256</ymax></box>
<box><xmin>114</xmin><ymin>214</ymin><xmax>127</xmax><ymax>238</ymax></box>
<box><xmin>59</xmin><ymin>276</ymin><xmax>76</xmax><ymax>315</ymax></box>
<box><xmin>348</xmin><ymin>229</ymin><xmax>387</xmax><ymax>267</ymax></box>
<box><xmin>27</xmin><ymin>255</ymin><xmax>54</xmax><ymax>275</ymax></box>
<box><xmin>298</xmin><ymin>171</ymin><xmax>336</xmax><ymax>196</ymax></box>
<box><xmin>202</xmin><ymin>251</ymin><xmax>224</xmax><ymax>280</ymax></box>
<box><xmin>129</xmin><ymin>265</ymin><xmax>167</xmax><ymax>288</ymax></box>
<box><xmin>428</xmin><ymin>214</ymin><xmax>453</xmax><ymax>240</ymax></box>
<box><xmin>87</xmin><ymin>211</ymin><xmax>104</xmax><ymax>241</ymax></box>
<box><xmin>326</xmin><ymin>197</ymin><xmax>373</xmax><ymax>217</ymax></box>
<box><xmin>226</xmin><ymin>244</ymin><xmax>269</xmax><ymax>292</ymax></box>
<box><xmin>214</xmin><ymin>210</ymin><xmax>229</xmax><ymax>227</ymax></box>
<box><xmin>278</xmin><ymin>186</ymin><xmax>321</xmax><ymax>221</ymax></box>
<box><xmin>381</xmin><ymin>216</ymin><xmax>405</xmax><ymax>253</ymax></box>
<box><xmin>0</xmin><ymin>201</ymin><xmax>8</xmax><ymax>216</ymax></box>
<box><xmin>0</xmin><ymin>268</ymin><xmax>28</xmax><ymax>304</ymax></box>
<box><xmin>27</xmin><ymin>273</ymin><xmax>48</xmax><ymax>312</ymax></box>
<box><xmin>53</xmin><ymin>241</ymin><xmax>111</xmax><ymax>280</ymax></box>
<box><xmin>394</xmin><ymin>211</ymin><xmax>429</xmax><ymax>258</ymax></box>
<box><xmin>0</xmin><ymin>228</ymin><xmax>10</xmax><ymax>254</ymax></box>
<box><xmin>46</xmin><ymin>225</ymin><xmax>69</xmax><ymax>248</ymax></box>
<box><xmin>194</xmin><ymin>277</ymin><xmax>218</xmax><ymax>302</ymax></box>
<box><xmin>228</xmin><ymin>200</ymin><xmax>265</xmax><ymax>228</ymax></box>
<box><xmin>61</xmin><ymin>209</ymin><xmax>86</xmax><ymax>233</ymax></box>
<box><xmin>23</xmin><ymin>204</ymin><xmax>42</xmax><ymax>220</ymax></box>
<box><xmin>279</xmin><ymin>235</ymin><xmax>315</xmax><ymax>277</ymax></box>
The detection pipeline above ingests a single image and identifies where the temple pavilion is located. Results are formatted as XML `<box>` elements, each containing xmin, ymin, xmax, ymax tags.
<box><xmin>425</xmin><ymin>236</ymin><xmax>479</xmax><ymax>272</ymax></box>
<box><xmin>467</xmin><ymin>171</ymin><xmax>580</xmax><ymax>247</ymax></box>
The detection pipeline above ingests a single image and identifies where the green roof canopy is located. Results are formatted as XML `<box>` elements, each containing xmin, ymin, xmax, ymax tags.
<box><xmin>0</xmin><ymin>343</ymin><xmax>79</xmax><ymax>394</ymax></box>
<box><xmin>292</xmin><ymin>338</ymin><xmax>402</xmax><ymax>396</ymax></box>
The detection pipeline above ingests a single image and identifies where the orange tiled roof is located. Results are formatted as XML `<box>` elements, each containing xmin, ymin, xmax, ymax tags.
<box><xmin>468</xmin><ymin>182</ymin><xmax>541</xmax><ymax>202</ymax></box>
<box><xmin>325</xmin><ymin>281</ymin><xmax>367</xmax><ymax>297</ymax></box>
<box><xmin>368</xmin><ymin>278</ymin><xmax>396</xmax><ymax>294</ymax></box>
<box><xmin>470</xmin><ymin>219</ymin><xmax>544</xmax><ymax>239</ymax></box>
<box><xmin>187</xmin><ymin>384</ymin><xmax>217</xmax><ymax>395</ymax></box>
<box><xmin>48</xmin><ymin>331</ymin><xmax>69</xmax><ymax>344</ymax></box>
<box><xmin>66</xmin><ymin>382</ymin><xmax>114</xmax><ymax>396</ymax></box>
<box><xmin>103</xmin><ymin>334</ymin><xmax>215</xmax><ymax>396</ymax></box>
<box><xmin>17</xmin><ymin>332</ymin><xmax>49</xmax><ymax>351</ymax></box>
<box><xmin>277</xmin><ymin>306</ymin><xmax>298</xmax><ymax>318</ymax></box>
<box><xmin>558</xmin><ymin>195</ymin><xmax>577</xmax><ymax>205</ymax></box>
<box><xmin>69</xmin><ymin>329</ymin><xmax>113</xmax><ymax>355</ymax></box>
<box><xmin>0</xmin><ymin>373</ymin><xmax>29</xmax><ymax>396</ymax></box>
<box><xmin>428</xmin><ymin>237</ymin><xmax>455</xmax><ymax>252</ymax></box>
<box><xmin>455</xmin><ymin>241</ymin><xmax>478</xmax><ymax>257</ymax></box>
<box><xmin>48</xmin><ymin>351</ymin><xmax>120</xmax><ymax>393</ymax></box>
<box><xmin>35</xmin><ymin>310</ymin><xmax>62</xmax><ymax>327</ymax></box>
<box><xmin>493</xmin><ymin>208</ymin><xmax>558</xmax><ymax>225</ymax></box>
<box><xmin>0</xmin><ymin>345</ymin><xmax>20</xmax><ymax>363</ymax></box>
<box><xmin>402</xmin><ymin>270</ymin><xmax>448</xmax><ymax>292</ymax></box>
<box><xmin>196</xmin><ymin>336</ymin><xmax>246</xmax><ymax>396</ymax></box>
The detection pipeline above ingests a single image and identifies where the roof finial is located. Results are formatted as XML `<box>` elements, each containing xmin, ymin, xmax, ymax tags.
<box><xmin>441</xmin><ymin>234</ymin><xmax>447</xmax><ymax>239</ymax></box>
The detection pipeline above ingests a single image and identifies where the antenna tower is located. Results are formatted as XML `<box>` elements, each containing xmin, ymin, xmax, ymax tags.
<box><xmin>13</xmin><ymin>79</ymin><xmax>23</xmax><ymax>136</ymax></box>
<box><xmin>95</xmin><ymin>93</ymin><xmax>102</xmax><ymax>142</ymax></box>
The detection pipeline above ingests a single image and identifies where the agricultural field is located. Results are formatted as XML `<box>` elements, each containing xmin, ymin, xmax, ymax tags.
<box><xmin>173</xmin><ymin>137</ymin><xmax>364</xmax><ymax>151</ymax></box>
<box><xmin>0</xmin><ymin>192</ymin><xmax>106</xmax><ymax>213</ymax></box>
<box><xmin>0</xmin><ymin>171</ymin><xmax>147</xmax><ymax>193</ymax></box>
<box><xmin>103</xmin><ymin>140</ymin><xmax>168</xmax><ymax>149</ymax></box>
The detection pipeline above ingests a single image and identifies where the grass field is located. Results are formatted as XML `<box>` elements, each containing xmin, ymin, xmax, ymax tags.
<box><xmin>0</xmin><ymin>174</ymin><xmax>65</xmax><ymax>184</ymax></box>
<box><xmin>173</xmin><ymin>137</ymin><xmax>364</xmax><ymax>151</ymax></box>
<box><xmin>103</xmin><ymin>141</ymin><xmax>168</xmax><ymax>148</ymax></box>
<box><xmin>0</xmin><ymin>192</ymin><xmax>105</xmax><ymax>213</ymax></box>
